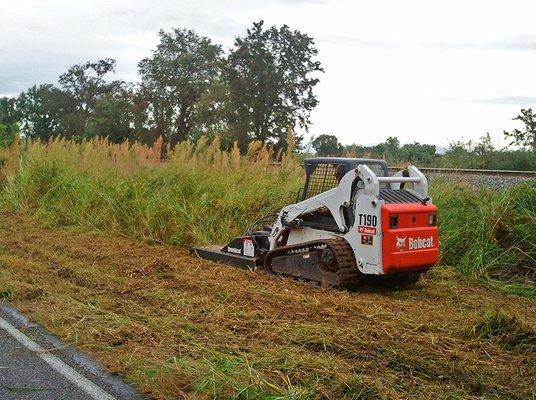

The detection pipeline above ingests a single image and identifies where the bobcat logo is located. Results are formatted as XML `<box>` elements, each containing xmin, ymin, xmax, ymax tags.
<box><xmin>395</xmin><ymin>236</ymin><xmax>407</xmax><ymax>250</ymax></box>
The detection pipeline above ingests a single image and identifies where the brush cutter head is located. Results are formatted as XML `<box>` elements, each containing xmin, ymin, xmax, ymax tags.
<box><xmin>190</xmin><ymin>231</ymin><xmax>270</xmax><ymax>271</ymax></box>
<box><xmin>190</xmin><ymin>245</ymin><xmax>261</xmax><ymax>270</ymax></box>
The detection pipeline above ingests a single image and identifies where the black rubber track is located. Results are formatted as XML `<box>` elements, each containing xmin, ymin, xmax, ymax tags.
<box><xmin>264</xmin><ymin>237</ymin><xmax>361</xmax><ymax>289</ymax></box>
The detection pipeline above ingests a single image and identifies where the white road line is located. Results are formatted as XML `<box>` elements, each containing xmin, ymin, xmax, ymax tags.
<box><xmin>0</xmin><ymin>316</ymin><xmax>116</xmax><ymax>400</ymax></box>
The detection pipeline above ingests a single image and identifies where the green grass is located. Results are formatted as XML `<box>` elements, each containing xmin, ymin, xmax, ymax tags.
<box><xmin>431</xmin><ymin>178</ymin><xmax>536</xmax><ymax>295</ymax></box>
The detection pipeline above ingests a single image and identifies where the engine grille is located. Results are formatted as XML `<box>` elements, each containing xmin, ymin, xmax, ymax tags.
<box><xmin>379</xmin><ymin>189</ymin><xmax>422</xmax><ymax>204</ymax></box>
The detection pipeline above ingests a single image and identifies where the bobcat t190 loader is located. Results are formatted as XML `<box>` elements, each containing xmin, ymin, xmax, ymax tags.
<box><xmin>191</xmin><ymin>158</ymin><xmax>439</xmax><ymax>288</ymax></box>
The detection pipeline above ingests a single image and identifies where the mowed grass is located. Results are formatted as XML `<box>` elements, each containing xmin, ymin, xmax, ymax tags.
<box><xmin>0</xmin><ymin>213</ymin><xmax>534</xmax><ymax>399</ymax></box>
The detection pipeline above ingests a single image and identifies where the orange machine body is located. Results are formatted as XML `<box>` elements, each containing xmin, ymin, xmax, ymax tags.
<box><xmin>381</xmin><ymin>203</ymin><xmax>439</xmax><ymax>274</ymax></box>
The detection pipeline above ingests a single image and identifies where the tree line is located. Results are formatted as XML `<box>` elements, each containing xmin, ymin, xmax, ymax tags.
<box><xmin>1</xmin><ymin>19</ymin><xmax>536</xmax><ymax>170</ymax></box>
<box><xmin>0</xmin><ymin>21</ymin><xmax>321</xmax><ymax>151</ymax></box>
<box><xmin>312</xmin><ymin>110</ymin><xmax>536</xmax><ymax>170</ymax></box>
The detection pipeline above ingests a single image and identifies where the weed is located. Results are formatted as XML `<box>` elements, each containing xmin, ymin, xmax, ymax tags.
<box><xmin>0</xmin><ymin>288</ymin><xmax>13</xmax><ymax>300</ymax></box>
<box><xmin>341</xmin><ymin>376</ymin><xmax>380</xmax><ymax>400</ymax></box>
<box><xmin>1</xmin><ymin>137</ymin><xmax>301</xmax><ymax>247</ymax></box>
<box><xmin>432</xmin><ymin>178</ymin><xmax>536</xmax><ymax>295</ymax></box>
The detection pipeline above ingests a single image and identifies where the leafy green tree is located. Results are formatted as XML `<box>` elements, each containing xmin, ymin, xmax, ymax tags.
<box><xmin>17</xmin><ymin>84</ymin><xmax>68</xmax><ymax>141</ymax></box>
<box><xmin>191</xmin><ymin>80</ymin><xmax>232</xmax><ymax>143</ymax></box>
<box><xmin>399</xmin><ymin>142</ymin><xmax>437</xmax><ymax>165</ymax></box>
<box><xmin>224</xmin><ymin>21</ymin><xmax>322</xmax><ymax>149</ymax></box>
<box><xmin>504</xmin><ymin>108</ymin><xmax>536</xmax><ymax>152</ymax></box>
<box><xmin>473</xmin><ymin>133</ymin><xmax>495</xmax><ymax>168</ymax></box>
<box><xmin>58</xmin><ymin>58</ymin><xmax>122</xmax><ymax>137</ymax></box>
<box><xmin>138</xmin><ymin>29</ymin><xmax>223</xmax><ymax>145</ymax></box>
<box><xmin>343</xmin><ymin>143</ymin><xmax>365</xmax><ymax>157</ymax></box>
<box><xmin>85</xmin><ymin>88</ymin><xmax>135</xmax><ymax>143</ymax></box>
<box><xmin>0</xmin><ymin>97</ymin><xmax>21</xmax><ymax>125</ymax></box>
<box><xmin>370</xmin><ymin>136</ymin><xmax>401</xmax><ymax>159</ymax></box>
<box><xmin>490</xmin><ymin>150</ymin><xmax>536</xmax><ymax>171</ymax></box>
<box><xmin>384</xmin><ymin>136</ymin><xmax>400</xmax><ymax>159</ymax></box>
<box><xmin>312</xmin><ymin>134</ymin><xmax>343</xmax><ymax>156</ymax></box>
<box><xmin>443</xmin><ymin>140</ymin><xmax>473</xmax><ymax>167</ymax></box>
<box><xmin>17</xmin><ymin>59</ymin><xmax>124</xmax><ymax>142</ymax></box>
<box><xmin>0</xmin><ymin>97</ymin><xmax>20</xmax><ymax>146</ymax></box>
<box><xmin>365</xmin><ymin>137</ymin><xmax>400</xmax><ymax>160</ymax></box>
<box><xmin>0</xmin><ymin>124</ymin><xmax>17</xmax><ymax>147</ymax></box>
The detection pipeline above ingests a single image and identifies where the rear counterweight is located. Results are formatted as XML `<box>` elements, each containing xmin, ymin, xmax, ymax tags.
<box><xmin>381</xmin><ymin>203</ymin><xmax>439</xmax><ymax>274</ymax></box>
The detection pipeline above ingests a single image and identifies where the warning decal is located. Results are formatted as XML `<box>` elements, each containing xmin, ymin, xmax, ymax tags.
<box><xmin>243</xmin><ymin>238</ymin><xmax>255</xmax><ymax>257</ymax></box>
<box><xmin>361</xmin><ymin>234</ymin><xmax>373</xmax><ymax>245</ymax></box>
<box><xmin>358</xmin><ymin>226</ymin><xmax>377</xmax><ymax>235</ymax></box>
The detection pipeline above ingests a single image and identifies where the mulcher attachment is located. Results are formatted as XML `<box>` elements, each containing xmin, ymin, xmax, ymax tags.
<box><xmin>190</xmin><ymin>231</ymin><xmax>270</xmax><ymax>270</ymax></box>
<box><xmin>264</xmin><ymin>238</ymin><xmax>361</xmax><ymax>289</ymax></box>
<box><xmin>190</xmin><ymin>245</ymin><xmax>261</xmax><ymax>270</ymax></box>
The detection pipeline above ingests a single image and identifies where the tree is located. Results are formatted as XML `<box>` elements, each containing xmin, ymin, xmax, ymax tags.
<box><xmin>85</xmin><ymin>87</ymin><xmax>135</xmax><ymax>143</ymax></box>
<box><xmin>443</xmin><ymin>140</ymin><xmax>473</xmax><ymax>167</ymax></box>
<box><xmin>0</xmin><ymin>97</ymin><xmax>20</xmax><ymax>125</ymax></box>
<box><xmin>224</xmin><ymin>21</ymin><xmax>322</xmax><ymax>149</ymax></box>
<box><xmin>58</xmin><ymin>58</ymin><xmax>123</xmax><ymax>137</ymax></box>
<box><xmin>384</xmin><ymin>136</ymin><xmax>400</xmax><ymax>159</ymax></box>
<box><xmin>504</xmin><ymin>108</ymin><xmax>536</xmax><ymax>152</ymax></box>
<box><xmin>312</xmin><ymin>134</ymin><xmax>343</xmax><ymax>156</ymax></box>
<box><xmin>16</xmin><ymin>59</ymin><xmax>126</xmax><ymax>142</ymax></box>
<box><xmin>371</xmin><ymin>136</ymin><xmax>400</xmax><ymax>159</ymax></box>
<box><xmin>138</xmin><ymin>29</ymin><xmax>223</xmax><ymax>145</ymax></box>
<box><xmin>0</xmin><ymin>97</ymin><xmax>20</xmax><ymax>147</ymax></box>
<box><xmin>399</xmin><ymin>142</ymin><xmax>437</xmax><ymax>165</ymax></box>
<box><xmin>17</xmin><ymin>84</ymin><xmax>67</xmax><ymax>141</ymax></box>
<box><xmin>473</xmin><ymin>132</ymin><xmax>495</xmax><ymax>168</ymax></box>
<box><xmin>344</xmin><ymin>143</ymin><xmax>365</xmax><ymax>157</ymax></box>
<box><xmin>191</xmin><ymin>80</ymin><xmax>232</xmax><ymax>143</ymax></box>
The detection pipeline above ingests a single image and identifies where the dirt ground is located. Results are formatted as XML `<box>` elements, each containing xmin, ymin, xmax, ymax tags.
<box><xmin>0</xmin><ymin>212</ymin><xmax>534</xmax><ymax>400</ymax></box>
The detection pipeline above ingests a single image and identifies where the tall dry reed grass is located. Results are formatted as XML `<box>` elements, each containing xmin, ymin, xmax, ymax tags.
<box><xmin>1</xmin><ymin>135</ymin><xmax>302</xmax><ymax>246</ymax></box>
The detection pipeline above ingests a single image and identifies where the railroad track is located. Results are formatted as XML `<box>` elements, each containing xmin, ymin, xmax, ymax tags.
<box><xmin>162</xmin><ymin>159</ymin><xmax>535</xmax><ymax>179</ymax></box>
<box><xmin>388</xmin><ymin>166</ymin><xmax>536</xmax><ymax>178</ymax></box>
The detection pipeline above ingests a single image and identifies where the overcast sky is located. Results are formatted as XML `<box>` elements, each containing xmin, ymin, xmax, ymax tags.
<box><xmin>2</xmin><ymin>0</ymin><xmax>536</xmax><ymax>147</ymax></box>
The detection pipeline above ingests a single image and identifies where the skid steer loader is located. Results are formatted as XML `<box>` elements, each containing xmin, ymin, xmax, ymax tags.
<box><xmin>191</xmin><ymin>158</ymin><xmax>439</xmax><ymax>288</ymax></box>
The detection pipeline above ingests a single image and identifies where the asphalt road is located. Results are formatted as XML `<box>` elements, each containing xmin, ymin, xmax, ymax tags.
<box><xmin>0</xmin><ymin>304</ymin><xmax>145</xmax><ymax>400</ymax></box>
